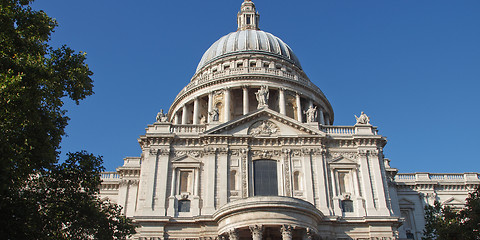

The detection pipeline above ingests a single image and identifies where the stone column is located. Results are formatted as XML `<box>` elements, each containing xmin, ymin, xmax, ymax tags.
<box><xmin>281</xmin><ymin>225</ymin><xmax>293</xmax><ymax>240</ymax></box>
<box><xmin>208</xmin><ymin>92</ymin><xmax>213</xmax><ymax>123</ymax></box>
<box><xmin>249</xmin><ymin>225</ymin><xmax>264</xmax><ymax>240</ymax></box>
<box><xmin>193</xmin><ymin>98</ymin><xmax>199</xmax><ymax>124</ymax></box>
<box><xmin>224</xmin><ymin>88</ymin><xmax>231</xmax><ymax>122</ymax></box>
<box><xmin>203</xmin><ymin>149</ymin><xmax>216</xmax><ymax>214</ymax></box>
<box><xmin>181</xmin><ymin>105</ymin><xmax>188</xmax><ymax>124</ymax></box>
<box><xmin>174</xmin><ymin>112</ymin><xmax>180</xmax><ymax>124</ymax></box>
<box><xmin>279</xmin><ymin>88</ymin><xmax>286</xmax><ymax>115</ymax></box>
<box><xmin>318</xmin><ymin>109</ymin><xmax>325</xmax><ymax>125</ymax></box>
<box><xmin>243</xmin><ymin>86</ymin><xmax>249</xmax><ymax>115</ymax></box>
<box><xmin>296</xmin><ymin>93</ymin><xmax>303</xmax><ymax>122</ymax></box>
<box><xmin>228</xmin><ymin>229</ymin><xmax>239</xmax><ymax>240</ymax></box>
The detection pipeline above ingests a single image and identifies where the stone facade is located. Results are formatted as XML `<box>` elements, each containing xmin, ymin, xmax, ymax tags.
<box><xmin>99</xmin><ymin>1</ymin><xmax>480</xmax><ymax>239</ymax></box>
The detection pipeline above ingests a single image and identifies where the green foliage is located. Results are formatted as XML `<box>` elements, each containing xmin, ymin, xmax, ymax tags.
<box><xmin>422</xmin><ymin>187</ymin><xmax>480</xmax><ymax>240</ymax></box>
<box><xmin>0</xmin><ymin>0</ymin><xmax>135</xmax><ymax>238</ymax></box>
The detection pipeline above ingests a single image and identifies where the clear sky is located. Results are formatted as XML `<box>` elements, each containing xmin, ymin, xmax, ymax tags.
<box><xmin>31</xmin><ymin>0</ymin><xmax>480</xmax><ymax>173</ymax></box>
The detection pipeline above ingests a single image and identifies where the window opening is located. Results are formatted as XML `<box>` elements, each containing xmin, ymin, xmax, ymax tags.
<box><xmin>253</xmin><ymin>160</ymin><xmax>278</xmax><ymax>196</ymax></box>
<box><xmin>341</xmin><ymin>200</ymin><xmax>354</xmax><ymax>212</ymax></box>
<box><xmin>178</xmin><ymin>200</ymin><xmax>191</xmax><ymax>212</ymax></box>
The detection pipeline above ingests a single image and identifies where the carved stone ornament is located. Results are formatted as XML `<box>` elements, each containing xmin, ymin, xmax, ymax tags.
<box><xmin>174</xmin><ymin>150</ymin><xmax>203</xmax><ymax>158</ymax></box>
<box><xmin>304</xmin><ymin>105</ymin><xmax>317</xmax><ymax>123</ymax></box>
<box><xmin>248</xmin><ymin>120</ymin><xmax>279</xmax><ymax>136</ymax></box>
<box><xmin>355</xmin><ymin>111</ymin><xmax>370</xmax><ymax>125</ymax></box>
<box><xmin>156</xmin><ymin>109</ymin><xmax>168</xmax><ymax>122</ymax></box>
<box><xmin>255</xmin><ymin>85</ymin><xmax>269</xmax><ymax>109</ymax></box>
<box><xmin>252</xmin><ymin>150</ymin><xmax>281</xmax><ymax>159</ymax></box>
<box><xmin>328</xmin><ymin>152</ymin><xmax>359</xmax><ymax>162</ymax></box>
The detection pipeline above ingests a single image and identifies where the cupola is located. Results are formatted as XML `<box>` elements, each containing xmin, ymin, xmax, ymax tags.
<box><xmin>237</xmin><ymin>0</ymin><xmax>260</xmax><ymax>31</ymax></box>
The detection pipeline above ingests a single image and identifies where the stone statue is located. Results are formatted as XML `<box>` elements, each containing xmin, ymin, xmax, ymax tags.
<box><xmin>209</xmin><ymin>107</ymin><xmax>219</xmax><ymax>122</ymax></box>
<box><xmin>355</xmin><ymin>111</ymin><xmax>370</xmax><ymax>125</ymax></box>
<box><xmin>255</xmin><ymin>85</ymin><xmax>269</xmax><ymax>109</ymax></box>
<box><xmin>156</xmin><ymin>109</ymin><xmax>168</xmax><ymax>122</ymax></box>
<box><xmin>304</xmin><ymin>105</ymin><xmax>317</xmax><ymax>123</ymax></box>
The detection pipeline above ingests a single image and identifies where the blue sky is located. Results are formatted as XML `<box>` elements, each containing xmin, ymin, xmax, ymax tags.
<box><xmin>31</xmin><ymin>0</ymin><xmax>480</xmax><ymax>173</ymax></box>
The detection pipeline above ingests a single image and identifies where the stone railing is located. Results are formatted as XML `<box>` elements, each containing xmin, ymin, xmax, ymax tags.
<box><xmin>177</xmin><ymin>66</ymin><xmax>323</xmax><ymax>101</ymax></box>
<box><xmin>101</xmin><ymin>172</ymin><xmax>119</xmax><ymax>180</ymax></box>
<box><xmin>321</xmin><ymin>126</ymin><xmax>356</xmax><ymax>135</ymax></box>
<box><xmin>170</xmin><ymin>124</ymin><xmax>206</xmax><ymax>134</ymax></box>
<box><xmin>395</xmin><ymin>173</ymin><xmax>480</xmax><ymax>182</ymax></box>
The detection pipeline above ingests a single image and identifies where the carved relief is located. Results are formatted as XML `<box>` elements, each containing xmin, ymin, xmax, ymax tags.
<box><xmin>251</xmin><ymin>149</ymin><xmax>281</xmax><ymax>159</ymax></box>
<box><xmin>241</xmin><ymin>149</ymin><xmax>248</xmax><ymax>198</ymax></box>
<box><xmin>283</xmin><ymin>150</ymin><xmax>292</xmax><ymax>197</ymax></box>
<box><xmin>247</xmin><ymin>120</ymin><xmax>279</xmax><ymax>136</ymax></box>
<box><xmin>174</xmin><ymin>150</ymin><xmax>203</xmax><ymax>158</ymax></box>
<box><xmin>328</xmin><ymin>151</ymin><xmax>359</xmax><ymax>162</ymax></box>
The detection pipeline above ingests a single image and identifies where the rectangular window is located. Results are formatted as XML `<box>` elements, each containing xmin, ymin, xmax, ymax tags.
<box><xmin>246</xmin><ymin>16</ymin><xmax>251</xmax><ymax>24</ymax></box>
<box><xmin>179</xmin><ymin>171</ymin><xmax>193</xmax><ymax>194</ymax></box>
<box><xmin>254</xmin><ymin>160</ymin><xmax>278</xmax><ymax>196</ymax></box>
<box><xmin>178</xmin><ymin>200</ymin><xmax>191</xmax><ymax>212</ymax></box>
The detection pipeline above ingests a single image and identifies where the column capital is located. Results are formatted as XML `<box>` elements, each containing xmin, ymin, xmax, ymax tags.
<box><xmin>227</xmin><ymin>229</ymin><xmax>239</xmax><ymax>240</ymax></box>
<box><xmin>281</xmin><ymin>225</ymin><xmax>293</xmax><ymax>240</ymax></box>
<box><xmin>249</xmin><ymin>225</ymin><xmax>264</xmax><ymax>240</ymax></box>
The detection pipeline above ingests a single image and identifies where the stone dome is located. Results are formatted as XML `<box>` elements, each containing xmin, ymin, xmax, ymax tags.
<box><xmin>196</xmin><ymin>30</ymin><xmax>302</xmax><ymax>73</ymax></box>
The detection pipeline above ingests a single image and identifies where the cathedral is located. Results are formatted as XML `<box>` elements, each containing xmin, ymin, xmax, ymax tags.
<box><xmin>99</xmin><ymin>1</ymin><xmax>480</xmax><ymax>239</ymax></box>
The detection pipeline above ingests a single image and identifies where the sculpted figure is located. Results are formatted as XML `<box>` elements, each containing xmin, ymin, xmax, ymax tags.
<box><xmin>255</xmin><ymin>85</ymin><xmax>269</xmax><ymax>109</ymax></box>
<box><xmin>209</xmin><ymin>107</ymin><xmax>219</xmax><ymax>122</ymax></box>
<box><xmin>304</xmin><ymin>105</ymin><xmax>317</xmax><ymax>123</ymax></box>
<box><xmin>156</xmin><ymin>109</ymin><xmax>168</xmax><ymax>122</ymax></box>
<box><xmin>355</xmin><ymin>111</ymin><xmax>370</xmax><ymax>125</ymax></box>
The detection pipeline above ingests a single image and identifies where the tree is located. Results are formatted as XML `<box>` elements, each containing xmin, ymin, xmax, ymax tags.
<box><xmin>423</xmin><ymin>187</ymin><xmax>480</xmax><ymax>240</ymax></box>
<box><xmin>0</xmin><ymin>0</ymin><xmax>135</xmax><ymax>238</ymax></box>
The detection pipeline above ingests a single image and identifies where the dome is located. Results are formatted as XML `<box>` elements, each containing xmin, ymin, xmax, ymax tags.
<box><xmin>196</xmin><ymin>30</ymin><xmax>302</xmax><ymax>73</ymax></box>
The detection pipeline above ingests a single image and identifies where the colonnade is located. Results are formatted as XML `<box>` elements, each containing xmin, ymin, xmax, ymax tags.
<box><xmin>173</xmin><ymin>86</ymin><xmax>330</xmax><ymax>125</ymax></box>
<box><xmin>220</xmin><ymin>224</ymin><xmax>315</xmax><ymax>240</ymax></box>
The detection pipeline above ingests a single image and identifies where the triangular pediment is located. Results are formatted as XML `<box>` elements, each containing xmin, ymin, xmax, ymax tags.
<box><xmin>330</xmin><ymin>156</ymin><xmax>357</xmax><ymax>164</ymax></box>
<box><xmin>443</xmin><ymin>197</ymin><xmax>464</xmax><ymax>206</ymax></box>
<box><xmin>204</xmin><ymin>108</ymin><xmax>325</xmax><ymax>137</ymax></box>
<box><xmin>171</xmin><ymin>154</ymin><xmax>201</xmax><ymax>163</ymax></box>
<box><xmin>399</xmin><ymin>198</ymin><xmax>415</xmax><ymax>206</ymax></box>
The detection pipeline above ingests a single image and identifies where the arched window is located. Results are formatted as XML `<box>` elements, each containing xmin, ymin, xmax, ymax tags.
<box><xmin>230</xmin><ymin>170</ymin><xmax>237</xmax><ymax>190</ymax></box>
<box><xmin>253</xmin><ymin>160</ymin><xmax>278</xmax><ymax>196</ymax></box>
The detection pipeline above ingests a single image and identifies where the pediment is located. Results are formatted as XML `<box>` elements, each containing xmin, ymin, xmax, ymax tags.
<box><xmin>330</xmin><ymin>156</ymin><xmax>357</xmax><ymax>165</ymax></box>
<box><xmin>399</xmin><ymin>198</ymin><xmax>415</xmax><ymax>206</ymax></box>
<box><xmin>204</xmin><ymin>108</ymin><xmax>325</xmax><ymax>137</ymax></box>
<box><xmin>171</xmin><ymin>154</ymin><xmax>202</xmax><ymax>166</ymax></box>
<box><xmin>443</xmin><ymin>197</ymin><xmax>464</xmax><ymax>206</ymax></box>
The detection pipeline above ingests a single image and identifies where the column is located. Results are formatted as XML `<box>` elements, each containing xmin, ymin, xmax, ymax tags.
<box><xmin>318</xmin><ymin>109</ymin><xmax>325</xmax><ymax>125</ymax></box>
<box><xmin>296</xmin><ymin>93</ymin><xmax>303</xmax><ymax>122</ymax></box>
<box><xmin>228</xmin><ymin>229</ymin><xmax>239</xmax><ymax>240</ymax></box>
<box><xmin>174</xmin><ymin>112</ymin><xmax>180</xmax><ymax>124</ymax></box>
<box><xmin>279</xmin><ymin>88</ymin><xmax>286</xmax><ymax>115</ymax></box>
<box><xmin>358</xmin><ymin>150</ymin><xmax>376</xmax><ymax>215</ymax></box>
<box><xmin>203</xmin><ymin>151</ymin><xmax>216</xmax><ymax>214</ymax></box>
<box><xmin>242</xmin><ymin>86</ymin><xmax>249</xmax><ymax>115</ymax></box>
<box><xmin>193</xmin><ymin>98</ymin><xmax>199</xmax><ymax>124</ymax></box>
<box><xmin>208</xmin><ymin>92</ymin><xmax>213</xmax><ymax>123</ymax></box>
<box><xmin>181</xmin><ymin>105</ymin><xmax>188</xmax><ymax>124</ymax></box>
<box><xmin>143</xmin><ymin>149</ymin><xmax>159</xmax><ymax>213</ymax></box>
<box><xmin>249</xmin><ymin>225</ymin><xmax>264</xmax><ymax>240</ymax></box>
<box><xmin>281</xmin><ymin>225</ymin><xmax>293</xmax><ymax>240</ymax></box>
<box><xmin>154</xmin><ymin>150</ymin><xmax>170</xmax><ymax>215</ymax></box>
<box><xmin>224</xmin><ymin>88</ymin><xmax>231</xmax><ymax>122</ymax></box>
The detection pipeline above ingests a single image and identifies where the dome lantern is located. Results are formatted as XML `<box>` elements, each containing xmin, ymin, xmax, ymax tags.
<box><xmin>237</xmin><ymin>0</ymin><xmax>260</xmax><ymax>31</ymax></box>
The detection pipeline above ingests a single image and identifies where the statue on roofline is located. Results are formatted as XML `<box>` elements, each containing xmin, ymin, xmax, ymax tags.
<box><xmin>355</xmin><ymin>111</ymin><xmax>370</xmax><ymax>125</ymax></box>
